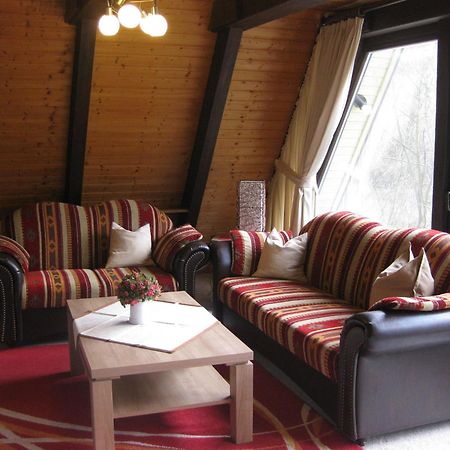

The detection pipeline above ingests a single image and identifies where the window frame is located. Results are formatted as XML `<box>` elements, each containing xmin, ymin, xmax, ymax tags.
<box><xmin>317</xmin><ymin>10</ymin><xmax>450</xmax><ymax>232</ymax></box>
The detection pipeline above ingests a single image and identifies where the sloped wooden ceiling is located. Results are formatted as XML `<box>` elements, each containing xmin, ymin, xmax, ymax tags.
<box><xmin>0</xmin><ymin>0</ymin><xmax>381</xmax><ymax>237</ymax></box>
<box><xmin>83</xmin><ymin>0</ymin><xmax>215</xmax><ymax>207</ymax></box>
<box><xmin>0</xmin><ymin>0</ymin><xmax>75</xmax><ymax>209</ymax></box>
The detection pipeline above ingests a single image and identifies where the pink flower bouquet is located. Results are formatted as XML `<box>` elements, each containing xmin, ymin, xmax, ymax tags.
<box><xmin>117</xmin><ymin>270</ymin><xmax>162</xmax><ymax>306</ymax></box>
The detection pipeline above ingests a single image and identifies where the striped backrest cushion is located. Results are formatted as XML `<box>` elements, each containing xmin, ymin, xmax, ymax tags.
<box><xmin>6</xmin><ymin>202</ymin><xmax>96</xmax><ymax>271</ymax></box>
<box><xmin>304</xmin><ymin>212</ymin><xmax>450</xmax><ymax>309</ymax></box>
<box><xmin>6</xmin><ymin>200</ymin><xmax>173</xmax><ymax>270</ymax></box>
<box><xmin>230</xmin><ymin>229</ymin><xmax>292</xmax><ymax>276</ymax></box>
<box><xmin>92</xmin><ymin>200</ymin><xmax>173</xmax><ymax>268</ymax></box>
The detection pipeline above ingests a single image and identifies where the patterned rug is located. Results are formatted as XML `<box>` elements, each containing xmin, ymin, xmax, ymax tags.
<box><xmin>0</xmin><ymin>344</ymin><xmax>360</xmax><ymax>449</ymax></box>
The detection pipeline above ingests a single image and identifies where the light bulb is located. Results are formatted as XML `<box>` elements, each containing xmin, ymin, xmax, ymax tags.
<box><xmin>142</xmin><ymin>13</ymin><xmax>168</xmax><ymax>37</ymax></box>
<box><xmin>98</xmin><ymin>9</ymin><xmax>120</xmax><ymax>36</ymax></box>
<box><xmin>118</xmin><ymin>4</ymin><xmax>142</xmax><ymax>28</ymax></box>
<box><xmin>139</xmin><ymin>14</ymin><xmax>152</xmax><ymax>35</ymax></box>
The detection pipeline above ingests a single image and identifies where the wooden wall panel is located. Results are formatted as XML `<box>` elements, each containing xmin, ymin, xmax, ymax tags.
<box><xmin>197</xmin><ymin>10</ymin><xmax>323</xmax><ymax>238</ymax></box>
<box><xmin>0</xmin><ymin>0</ymin><xmax>74</xmax><ymax>212</ymax></box>
<box><xmin>82</xmin><ymin>0</ymin><xmax>215</xmax><ymax>208</ymax></box>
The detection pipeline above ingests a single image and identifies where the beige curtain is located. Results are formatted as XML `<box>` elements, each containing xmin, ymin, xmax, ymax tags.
<box><xmin>266</xmin><ymin>18</ymin><xmax>363</xmax><ymax>234</ymax></box>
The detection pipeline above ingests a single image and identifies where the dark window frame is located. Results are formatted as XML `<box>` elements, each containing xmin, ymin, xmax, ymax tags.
<box><xmin>317</xmin><ymin>4</ymin><xmax>450</xmax><ymax>232</ymax></box>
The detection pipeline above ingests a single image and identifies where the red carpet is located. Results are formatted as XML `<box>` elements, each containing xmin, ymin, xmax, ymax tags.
<box><xmin>0</xmin><ymin>344</ymin><xmax>360</xmax><ymax>449</ymax></box>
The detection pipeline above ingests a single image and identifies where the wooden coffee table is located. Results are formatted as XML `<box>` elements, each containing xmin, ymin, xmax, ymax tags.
<box><xmin>67</xmin><ymin>291</ymin><xmax>253</xmax><ymax>449</ymax></box>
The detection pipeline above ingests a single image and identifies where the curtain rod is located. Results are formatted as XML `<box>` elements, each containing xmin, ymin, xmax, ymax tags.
<box><xmin>361</xmin><ymin>0</ymin><xmax>407</xmax><ymax>14</ymax></box>
<box><xmin>322</xmin><ymin>0</ymin><xmax>408</xmax><ymax>26</ymax></box>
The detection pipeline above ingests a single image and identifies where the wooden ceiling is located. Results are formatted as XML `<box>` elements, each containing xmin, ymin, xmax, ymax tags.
<box><xmin>0</xmin><ymin>0</ymin><xmax>382</xmax><ymax>238</ymax></box>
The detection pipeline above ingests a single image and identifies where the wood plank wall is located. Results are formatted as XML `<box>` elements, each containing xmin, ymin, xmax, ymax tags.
<box><xmin>0</xmin><ymin>0</ymin><xmax>373</xmax><ymax>237</ymax></box>
<box><xmin>82</xmin><ymin>0</ymin><xmax>216</xmax><ymax>208</ymax></box>
<box><xmin>197</xmin><ymin>10</ymin><xmax>323</xmax><ymax>238</ymax></box>
<box><xmin>0</xmin><ymin>0</ymin><xmax>74</xmax><ymax>211</ymax></box>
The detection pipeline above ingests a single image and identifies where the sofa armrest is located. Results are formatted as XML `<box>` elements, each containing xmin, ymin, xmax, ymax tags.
<box><xmin>339</xmin><ymin>308</ymin><xmax>450</xmax><ymax>441</ymax></box>
<box><xmin>0</xmin><ymin>252</ymin><xmax>25</xmax><ymax>343</ymax></box>
<box><xmin>171</xmin><ymin>240</ymin><xmax>209</xmax><ymax>298</ymax></box>
<box><xmin>342</xmin><ymin>309</ymin><xmax>450</xmax><ymax>354</ymax></box>
<box><xmin>210</xmin><ymin>237</ymin><xmax>232</xmax><ymax>320</ymax></box>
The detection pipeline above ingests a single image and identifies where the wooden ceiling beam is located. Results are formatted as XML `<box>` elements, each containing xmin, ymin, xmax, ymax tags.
<box><xmin>65</xmin><ymin>0</ymin><xmax>105</xmax><ymax>24</ymax></box>
<box><xmin>209</xmin><ymin>0</ymin><xmax>327</xmax><ymax>31</ymax></box>
<box><xmin>183</xmin><ymin>0</ymin><xmax>330</xmax><ymax>226</ymax></box>
<box><xmin>182</xmin><ymin>27</ymin><xmax>243</xmax><ymax>226</ymax></box>
<box><xmin>65</xmin><ymin>19</ymin><xmax>98</xmax><ymax>205</ymax></box>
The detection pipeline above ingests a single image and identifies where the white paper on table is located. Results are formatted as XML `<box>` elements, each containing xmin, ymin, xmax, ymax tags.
<box><xmin>75</xmin><ymin>300</ymin><xmax>217</xmax><ymax>352</ymax></box>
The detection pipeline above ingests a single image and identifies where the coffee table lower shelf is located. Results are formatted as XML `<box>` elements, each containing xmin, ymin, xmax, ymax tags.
<box><xmin>112</xmin><ymin>365</ymin><xmax>231</xmax><ymax>419</ymax></box>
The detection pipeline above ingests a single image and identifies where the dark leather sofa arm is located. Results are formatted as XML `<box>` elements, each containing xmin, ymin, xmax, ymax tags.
<box><xmin>172</xmin><ymin>240</ymin><xmax>209</xmax><ymax>298</ymax></box>
<box><xmin>210</xmin><ymin>238</ymin><xmax>232</xmax><ymax>320</ymax></box>
<box><xmin>339</xmin><ymin>308</ymin><xmax>450</xmax><ymax>442</ymax></box>
<box><xmin>0</xmin><ymin>253</ymin><xmax>24</xmax><ymax>344</ymax></box>
<box><xmin>342</xmin><ymin>309</ymin><xmax>450</xmax><ymax>354</ymax></box>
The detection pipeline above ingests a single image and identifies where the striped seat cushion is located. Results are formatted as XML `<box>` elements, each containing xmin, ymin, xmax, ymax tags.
<box><xmin>219</xmin><ymin>276</ymin><xmax>362</xmax><ymax>381</ymax></box>
<box><xmin>94</xmin><ymin>266</ymin><xmax>177</xmax><ymax>296</ymax></box>
<box><xmin>22</xmin><ymin>269</ymin><xmax>105</xmax><ymax>309</ymax></box>
<box><xmin>22</xmin><ymin>266</ymin><xmax>177</xmax><ymax>310</ymax></box>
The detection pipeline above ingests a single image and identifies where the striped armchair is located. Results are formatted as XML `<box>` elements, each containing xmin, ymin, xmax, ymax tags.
<box><xmin>0</xmin><ymin>200</ymin><xmax>209</xmax><ymax>344</ymax></box>
<box><xmin>211</xmin><ymin>211</ymin><xmax>450</xmax><ymax>443</ymax></box>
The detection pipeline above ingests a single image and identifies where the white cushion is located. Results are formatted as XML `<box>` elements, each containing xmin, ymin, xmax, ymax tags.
<box><xmin>106</xmin><ymin>222</ymin><xmax>152</xmax><ymax>268</ymax></box>
<box><xmin>253</xmin><ymin>228</ymin><xmax>308</xmax><ymax>282</ymax></box>
<box><xmin>368</xmin><ymin>243</ymin><xmax>434</xmax><ymax>308</ymax></box>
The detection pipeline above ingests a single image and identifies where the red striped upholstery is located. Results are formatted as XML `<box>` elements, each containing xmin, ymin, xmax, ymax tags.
<box><xmin>21</xmin><ymin>266</ymin><xmax>177</xmax><ymax>310</ymax></box>
<box><xmin>4</xmin><ymin>200</ymin><xmax>173</xmax><ymax>271</ymax></box>
<box><xmin>303</xmin><ymin>212</ymin><xmax>450</xmax><ymax>309</ymax></box>
<box><xmin>94</xmin><ymin>266</ymin><xmax>177</xmax><ymax>296</ymax></box>
<box><xmin>230</xmin><ymin>230</ymin><xmax>292</xmax><ymax>276</ymax></box>
<box><xmin>0</xmin><ymin>236</ymin><xmax>30</xmax><ymax>272</ymax></box>
<box><xmin>219</xmin><ymin>276</ymin><xmax>362</xmax><ymax>381</ymax></box>
<box><xmin>153</xmin><ymin>224</ymin><xmax>203</xmax><ymax>272</ymax></box>
<box><xmin>22</xmin><ymin>269</ymin><xmax>105</xmax><ymax>309</ymax></box>
<box><xmin>370</xmin><ymin>293</ymin><xmax>450</xmax><ymax>312</ymax></box>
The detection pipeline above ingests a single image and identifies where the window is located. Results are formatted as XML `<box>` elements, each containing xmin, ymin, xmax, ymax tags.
<box><xmin>318</xmin><ymin>39</ymin><xmax>438</xmax><ymax>228</ymax></box>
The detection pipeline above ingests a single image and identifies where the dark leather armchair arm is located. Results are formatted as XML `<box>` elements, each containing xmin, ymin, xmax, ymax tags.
<box><xmin>0</xmin><ymin>253</ymin><xmax>24</xmax><ymax>344</ymax></box>
<box><xmin>210</xmin><ymin>238</ymin><xmax>232</xmax><ymax>320</ymax></box>
<box><xmin>172</xmin><ymin>240</ymin><xmax>209</xmax><ymax>298</ymax></box>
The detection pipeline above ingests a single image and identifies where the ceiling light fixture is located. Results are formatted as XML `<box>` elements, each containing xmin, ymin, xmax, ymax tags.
<box><xmin>98</xmin><ymin>0</ymin><xmax>168</xmax><ymax>37</ymax></box>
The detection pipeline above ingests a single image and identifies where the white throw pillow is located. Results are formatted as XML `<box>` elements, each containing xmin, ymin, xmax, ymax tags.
<box><xmin>368</xmin><ymin>243</ymin><xmax>434</xmax><ymax>308</ymax></box>
<box><xmin>253</xmin><ymin>228</ymin><xmax>308</xmax><ymax>282</ymax></box>
<box><xmin>106</xmin><ymin>222</ymin><xmax>152</xmax><ymax>268</ymax></box>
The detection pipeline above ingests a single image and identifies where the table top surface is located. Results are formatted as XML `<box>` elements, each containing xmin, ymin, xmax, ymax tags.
<box><xmin>68</xmin><ymin>291</ymin><xmax>253</xmax><ymax>381</ymax></box>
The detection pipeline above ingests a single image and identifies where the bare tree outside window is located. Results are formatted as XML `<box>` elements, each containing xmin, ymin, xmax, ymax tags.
<box><xmin>318</xmin><ymin>40</ymin><xmax>437</xmax><ymax>228</ymax></box>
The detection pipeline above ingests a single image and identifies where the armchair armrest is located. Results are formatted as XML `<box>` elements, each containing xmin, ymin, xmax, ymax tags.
<box><xmin>0</xmin><ymin>236</ymin><xmax>28</xmax><ymax>344</ymax></box>
<box><xmin>210</xmin><ymin>236</ymin><xmax>232</xmax><ymax>320</ymax></box>
<box><xmin>0</xmin><ymin>253</ymin><xmax>25</xmax><ymax>343</ymax></box>
<box><xmin>0</xmin><ymin>236</ymin><xmax>30</xmax><ymax>273</ymax></box>
<box><xmin>153</xmin><ymin>225</ymin><xmax>209</xmax><ymax>298</ymax></box>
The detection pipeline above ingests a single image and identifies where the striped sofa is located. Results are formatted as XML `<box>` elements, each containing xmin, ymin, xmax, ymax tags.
<box><xmin>0</xmin><ymin>200</ymin><xmax>209</xmax><ymax>344</ymax></box>
<box><xmin>211</xmin><ymin>211</ymin><xmax>450</xmax><ymax>443</ymax></box>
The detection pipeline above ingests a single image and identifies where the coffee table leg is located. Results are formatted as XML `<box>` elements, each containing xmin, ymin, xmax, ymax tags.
<box><xmin>230</xmin><ymin>361</ymin><xmax>253</xmax><ymax>443</ymax></box>
<box><xmin>90</xmin><ymin>379</ymin><xmax>114</xmax><ymax>449</ymax></box>
<box><xmin>67</xmin><ymin>309</ymin><xmax>84</xmax><ymax>375</ymax></box>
